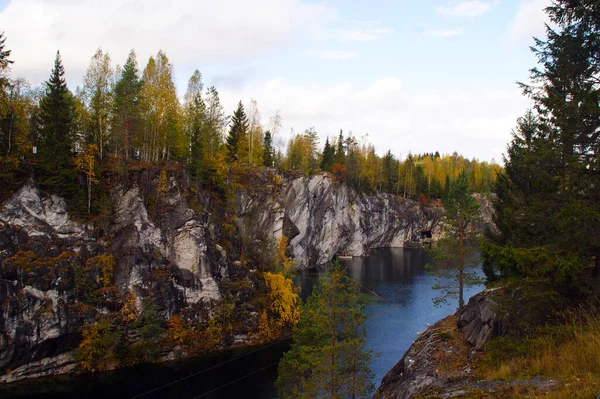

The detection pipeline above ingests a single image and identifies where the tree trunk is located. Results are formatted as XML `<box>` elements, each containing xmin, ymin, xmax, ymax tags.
<box><xmin>593</xmin><ymin>252</ymin><xmax>600</xmax><ymax>279</ymax></box>
<box><xmin>87</xmin><ymin>177</ymin><xmax>92</xmax><ymax>217</ymax></box>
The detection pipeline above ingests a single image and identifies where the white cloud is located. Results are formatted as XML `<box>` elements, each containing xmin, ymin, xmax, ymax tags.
<box><xmin>218</xmin><ymin>77</ymin><xmax>530</xmax><ymax>162</ymax></box>
<box><xmin>436</xmin><ymin>1</ymin><xmax>492</xmax><ymax>18</ymax></box>
<box><xmin>319</xmin><ymin>50</ymin><xmax>357</xmax><ymax>60</ymax></box>
<box><xmin>423</xmin><ymin>28</ymin><xmax>464</xmax><ymax>37</ymax></box>
<box><xmin>0</xmin><ymin>0</ymin><xmax>331</xmax><ymax>86</ymax></box>
<box><xmin>334</xmin><ymin>28</ymin><xmax>391</xmax><ymax>42</ymax></box>
<box><xmin>509</xmin><ymin>0</ymin><xmax>552</xmax><ymax>41</ymax></box>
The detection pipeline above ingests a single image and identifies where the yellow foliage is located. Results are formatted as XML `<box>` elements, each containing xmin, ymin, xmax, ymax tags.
<box><xmin>86</xmin><ymin>253</ymin><xmax>115</xmax><ymax>287</ymax></box>
<box><xmin>74</xmin><ymin>144</ymin><xmax>99</xmax><ymax>183</ymax></box>
<box><xmin>167</xmin><ymin>314</ymin><xmax>190</xmax><ymax>347</ymax></box>
<box><xmin>278</xmin><ymin>236</ymin><xmax>296</xmax><ymax>275</ymax></box>
<box><xmin>77</xmin><ymin>317</ymin><xmax>116</xmax><ymax>372</ymax></box>
<box><xmin>264</xmin><ymin>272</ymin><xmax>300</xmax><ymax>325</ymax></box>
<box><xmin>158</xmin><ymin>169</ymin><xmax>168</xmax><ymax>196</ymax></box>
<box><xmin>257</xmin><ymin>309</ymin><xmax>277</xmax><ymax>342</ymax></box>
<box><xmin>255</xmin><ymin>270</ymin><xmax>300</xmax><ymax>343</ymax></box>
<box><xmin>120</xmin><ymin>291</ymin><xmax>138</xmax><ymax>323</ymax></box>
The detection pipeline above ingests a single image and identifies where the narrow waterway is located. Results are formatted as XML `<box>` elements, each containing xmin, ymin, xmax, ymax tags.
<box><xmin>0</xmin><ymin>248</ymin><xmax>483</xmax><ymax>399</ymax></box>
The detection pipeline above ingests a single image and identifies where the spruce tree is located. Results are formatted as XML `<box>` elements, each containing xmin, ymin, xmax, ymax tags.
<box><xmin>112</xmin><ymin>50</ymin><xmax>142</xmax><ymax>162</ymax></box>
<box><xmin>484</xmin><ymin>0</ymin><xmax>600</xmax><ymax>283</ymax></box>
<box><xmin>276</xmin><ymin>260</ymin><xmax>374</xmax><ymax>399</ymax></box>
<box><xmin>263</xmin><ymin>130</ymin><xmax>274</xmax><ymax>167</ymax></box>
<box><xmin>320</xmin><ymin>136</ymin><xmax>335</xmax><ymax>172</ymax></box>
<box><xmin>333</xmin><ymin>129</ymin><xmax>345</xmax><ymax>166</ymax></box>
<box><xmin>36</xmin><ymin>51</ymin><xmax>79</xmax><ymax>204</ymax></box>
<box><xmin>226</xmin><ymin>100</ymin><xmax>248</xmax><ymax>162</ymax></box>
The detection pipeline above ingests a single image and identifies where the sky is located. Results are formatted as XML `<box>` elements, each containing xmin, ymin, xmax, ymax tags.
<box><xmin>0</xmin><ymin>0</ymin><xmax>552</xmax><ymax>163</ymax></box>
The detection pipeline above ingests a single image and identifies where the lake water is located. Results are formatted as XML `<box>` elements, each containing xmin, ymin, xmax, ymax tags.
<box><xmin>0</xmin><ymin>248</ymin><xmax>483</xmax><ymax>399</ymax></box>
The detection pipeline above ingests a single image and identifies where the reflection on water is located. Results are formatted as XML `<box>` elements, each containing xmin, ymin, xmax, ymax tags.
<box><xmin>343</xmin><ymin>248</ymin><xmax>483</xmax><ymax>385</ymax></box>
<box><xmin>0</xmin><ymin>248</ymin><xmax>483</xmax><ymax>398</ymax></box>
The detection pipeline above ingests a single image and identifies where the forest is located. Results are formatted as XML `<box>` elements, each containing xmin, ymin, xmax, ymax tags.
<box><xmin>0</xmin><ymin>33</ymin><xmax>500</xmax><ymax>218</ymax></box>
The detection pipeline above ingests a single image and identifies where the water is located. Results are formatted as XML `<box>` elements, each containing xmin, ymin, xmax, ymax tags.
<box><xmin>0</xmin><ymin>248</ymin><xmax>483</xmax><ymax>399</ymax></box>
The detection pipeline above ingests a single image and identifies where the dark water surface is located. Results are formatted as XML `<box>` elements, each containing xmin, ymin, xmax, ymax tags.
<box><xmin>0</xmin><ymin>248</ymin><xmax>483</xmax><ymax>399</ymax></box>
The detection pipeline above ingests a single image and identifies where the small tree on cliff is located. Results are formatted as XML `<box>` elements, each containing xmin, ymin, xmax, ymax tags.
<box><xmin>276</xmin><ymin>260</ymin><xmax>373</xmax><ymax>399</ymax></box>
<box><xmin>427</xmin><ymin>171</ymin><xmax>481</xmax><ymax>311</ymax></box>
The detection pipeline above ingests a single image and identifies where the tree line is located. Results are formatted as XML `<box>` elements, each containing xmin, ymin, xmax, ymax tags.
<box><xmin>0</xmin><ymin>35</ymin><xmax>500</xmax><ymax>214</ymax></box>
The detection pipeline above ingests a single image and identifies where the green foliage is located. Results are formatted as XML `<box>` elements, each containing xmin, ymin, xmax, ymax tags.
<box><xmin>263</xmin><ymin>130</ymin><xmax>274</xmax><ymax>167</ymax></box>
<box><xmin>319</xmin><ymin>136</ymin><xmax>335</xmax><ymax>172</ymax></box>
<box><xmin>427</xmin><ymin>171</ymin><xmax>481</xmax><ymax>310</ymax></box>
<box><xmin>35</xmin><ymin>51</ymin><xmax>86</xmax><ymax>213</ymax></box>
<box><xmin>485</xmin><ymin>1</ymin><xmax>600</xmax><ymax>286</ymax></box>
<box><xmin>277</xmin><ymin>260</ymin><xmax>374</xmax><ymax>399</ymax></box>
<box><xmin>112</xmin><ymin>50</ymin><xmax>142</xmax><ymax>162</ymax></box>
<box><xmin>226</xmin><ymin>100</ymin><xmax>248</xmax><ymax>162</ymax></box>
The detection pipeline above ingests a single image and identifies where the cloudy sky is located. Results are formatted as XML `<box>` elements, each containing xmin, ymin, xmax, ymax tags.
<box><xmin>0</xmin><ymin>0</ymin><xmax>551</xmax><ymax>162</ymax></box>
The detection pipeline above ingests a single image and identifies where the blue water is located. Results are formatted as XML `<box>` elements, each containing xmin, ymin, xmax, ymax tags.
<box><xmin>0</xmin><ymin>248</ymin><xmax>483</xmax><ymax>398</ymax></box>
<box><xmin>343</xmin><ymin>248</ymin><xmax>483</xmax><ymax>385</ymax></box>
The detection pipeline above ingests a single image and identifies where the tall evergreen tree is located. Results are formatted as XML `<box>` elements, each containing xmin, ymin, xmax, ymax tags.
<box><xmin>112</xmin><ymin>50</ymin><xmax>142</xmax><ymax>162</ymax></box>
<box><xmin>320</xmin><ymin>136</ymin><xmax>335</xmax><ymax>172</ymax></box>
<box><xmin>484</xmin><ymin>0</ymin><xmax>600</xmax><ymax>283</ymax></box>
<box><xmin>263</xmin><ymin>130</ymin><xmax>274</xmax><ymax>167</ymax></box>
<box><xmin>36</xmin><ymin>51</ymin><xmax>78</xmax><ymax>200</ymax></box>
<box><xmin>333</xmin><ymin>129</ymin><xmax>345</xmax><ymax>166</ymax></box>
<box><xmin>276</xmin><ymin>260</ymin><xmax>373</xmax><ymax>399</ymax></box>
<box><xmin>226</xmin><ymin>100</ymin><xmax>248</xmax><ymax>162</ymax></box>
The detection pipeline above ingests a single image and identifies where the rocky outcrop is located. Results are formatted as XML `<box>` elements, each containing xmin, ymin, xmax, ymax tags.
<box><xmin>457</xmin><ymin>288</ymin><xmax>502</xmax><ymax>352</ymax></box>
<box><xmin>374</xmin><ymin>290</ymin><xmax>509</xmax><ymax>399</ymax></box>
<box><xmin>0</xmin><ymin>171</ymin><xmax>440</xmax><ymax>383</ymax></box>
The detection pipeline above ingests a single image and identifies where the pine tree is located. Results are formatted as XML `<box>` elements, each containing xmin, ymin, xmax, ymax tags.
<box><xmin>112</xmin><ymin>50</ymin><xmax>142</xmax><ymax>162</ymax></box>
<box><xmin>226</xmin><ymin>101</ymin><xmax>248</xmax><ymax>162</ymax></box>
<box><xmin>484</xmin><ymin>1</ymin><xmax>600</xmax><ymax>283</ymax></box>
<box><xmin>276</xmin><ymin>260</ymin><xmax>374</xmax><ymax>399</ymax></box>
<box><xmin>36</xmin><ymin>51</ymin><xmax>79</xmax><ymax>203</ymax></box>
<box><xmin>428</xmin><ymin>171</ymin><xmax>481</xmax><ymax>310</ymax></box>
<box><xmin>263</xmin><ymin>130</ymin><xmax>274</xmax><ymax>167</ymax></box>
<box><xmin>320</xmin><ymin>136</ymin><xmax>335</xmax><ymax>172</ymax></box>
<box><xmin>333</xmin><ymin>129</ymin><xmax>345</xmax><ymax>166</ymax></box>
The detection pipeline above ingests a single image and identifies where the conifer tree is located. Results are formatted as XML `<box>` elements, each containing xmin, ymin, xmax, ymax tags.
<box><xmin>333</xmin><ymin>129</ymin><xmax>345</xmax><ymax>166</ymax></box>
<box><xmin>226</xmin><ymin>100</ymin><xmax>248</xmax><ymax>162</ymax></box>
<box><xmin>277</xmin><ymin>260</ymin><xmax>373</xmax><ymax>399</ymax></box>
<box><xmin>484</xmin><ymin>0</ymin><xmax>600</xmax><ymax>283</ymax></box>
<box><xmin>428</xmin><ymin>171</ymin><xmax>481</xmax><ymax>310</ymax></box>
<box><xmin>263</xmin><ymin>130</ymin><xmax>274</xmax><ymax>167</ymax></box>
<box><xmin>320</xmin><ymin>136</ymin><xmax>335</xmax><ymax>172</ymax></box>
<box><xmin>36</xmin><ymin>51</ymin><xmax>79</xmax><ymax>201</ymax></box>
<box><xmin>112</xmin><ymin>50</ymin><xmax>142</xmax><ymax>162</ymax></box>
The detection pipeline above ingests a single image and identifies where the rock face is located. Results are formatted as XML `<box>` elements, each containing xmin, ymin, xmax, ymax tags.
<box><xmin>0</xmin><ymin>172</ymin><xmax>440</xmax><ymax>382</ymax></box>
<box><xmin>374</xmin><ymin>290</ymin><xmax>502</xmax><ymax>399</ymax></box>
<box><xmin>242</xmin><ymin>174</ymin><xmax>441</xmax><ymax>269</ymax></box>
<box><xmin>457</xmin><ymin>288</ymin><xmax>502</xmax><ymax>352</ymax></box>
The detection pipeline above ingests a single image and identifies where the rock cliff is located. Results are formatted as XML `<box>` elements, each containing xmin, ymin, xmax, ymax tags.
<box><xmin>374</xmin><ymin>289</ymin><xmax>559</xmax><ymax>398</ymax></box>
<box><xmin>0</xmin><ymin>171</ymin><xmax>441</xmax><ymax>382</ymax></box>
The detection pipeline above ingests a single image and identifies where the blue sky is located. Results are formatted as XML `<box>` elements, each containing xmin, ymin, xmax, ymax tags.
<box><xmin>0</xmin><ymin>0</ymin><xmax>551</xmax><ymax>162</ymax></box>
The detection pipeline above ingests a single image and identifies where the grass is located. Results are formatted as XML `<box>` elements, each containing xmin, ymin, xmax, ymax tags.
<box><xmin>482</xmin><ymin>309</ymin><xmax>600</xmax><ymax>398</ymax></box>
